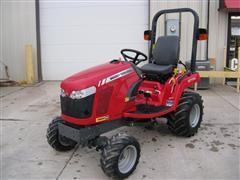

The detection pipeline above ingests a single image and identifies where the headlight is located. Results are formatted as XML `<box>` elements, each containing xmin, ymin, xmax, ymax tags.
<box><xmin>61</xmin><ymin>88</ymin><xmax>66</xmax><ymax>97</ymax></box>
<box><xmin>70</xmin><ymin>86</ymin><xmax>96</xmax><ymax>99</ymax></box>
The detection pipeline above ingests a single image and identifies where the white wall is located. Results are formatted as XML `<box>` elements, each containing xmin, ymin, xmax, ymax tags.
<box><xmin>0</xmin><ymin>0</ymin><xmax>38</xmax><ymax>81</ymax></box>
<box><xmin>150</xmin><ymin>0</ymin><xmax>228</xmax><ymax>70</ymax></box>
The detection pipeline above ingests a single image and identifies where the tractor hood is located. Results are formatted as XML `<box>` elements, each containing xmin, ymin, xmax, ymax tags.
<box><xmin>61</xmin><ymin>61</ymin><xmax>134</xmax><ymax>94</ymax></box>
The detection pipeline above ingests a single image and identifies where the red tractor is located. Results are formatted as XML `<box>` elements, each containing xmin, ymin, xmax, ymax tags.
<box><xmin>47</xmin><ymin>8</ymin><xmax>206</xmax><ymax>179</ymax></box>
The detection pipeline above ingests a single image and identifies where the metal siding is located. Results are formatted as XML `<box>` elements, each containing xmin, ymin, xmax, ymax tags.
<box><xmin>208</xmin><ymin>0</ymin><xmax>228</xmax><ymax>70</ymax></box>
<box><xmin>150</xmin><ymin>1</ymin><xmax>202</xmax><ymax>62</ymax></box>
<box><xmin>0</xmin><ymin>0</ymin><xmax>38</xmax><ymax>81</ymax></box>
<box><xmin>150</xmin><ymin>0</ymin><xmax>228</xmax><ymax>69</ymax></box>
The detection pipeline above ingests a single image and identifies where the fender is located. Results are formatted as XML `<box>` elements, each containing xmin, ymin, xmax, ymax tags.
<box><xmin>172</xmin><ymin>72</ymin><xmax>200</xmax><ymax>110</ymax></box>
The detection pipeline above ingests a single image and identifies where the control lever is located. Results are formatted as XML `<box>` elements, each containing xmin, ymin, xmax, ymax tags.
<box><xmin>138</xmin><ymin>90</ymin><xmax>151</xmax><ymax>98</ymax></box>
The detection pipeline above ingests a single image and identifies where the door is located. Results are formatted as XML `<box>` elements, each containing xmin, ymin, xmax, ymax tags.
<box><xmin>227</xmin><ymin>12</ymin><xmax>240</xmax><ymax>70</ymax></box>
<box><xmin>40</xmin><ymin>1</ymin><xmax>149</xmax><ymax>80</ymax></box>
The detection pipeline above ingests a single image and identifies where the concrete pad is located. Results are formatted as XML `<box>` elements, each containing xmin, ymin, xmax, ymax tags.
<box><xmin>59</xmin><ymin>123</ymin><xmax>239</xmax><ymax>179</ymax></box>
<box><xmin>1</xmin><ymin>82</ymin><xmax>239</xmax><ymax>179</ymax></box>
<box><xmin>0</xmin><ymin>82</ymin><xmax>61</xmax><ymax>120</ymax></box>
<box><xmin>198</xmin><ymin>89</ymin><xmax>239</xmax><ymax>124</ymax></box>
<box><xmin>1</xmin><ymin>120</ymin><xmax>74</xmax><ymax>179</ymax></box>
<box><xmin>0</xmin><ymin>86</ymin><xmax>24</xmax><ymax>98</ymax></box>
<box><xmin>1</xmin><ymin>82</ymin><xmax>64</xmax><ymax>179</ymax></box>
<box><xmin>210</xmin><ymin>85</ymin><xmax>240</xmax><ymax>110</ymax></box>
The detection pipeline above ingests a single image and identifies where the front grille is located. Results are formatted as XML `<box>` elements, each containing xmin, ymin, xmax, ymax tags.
<box><xmin>96</xmin><ymin>87</ymin><xmax>113</xmax><ymax>116</ymax></box>
<box><xmin>61</xmin><ymin>95</ymin><xmax>95</xmax><ymax>118</ymax></box>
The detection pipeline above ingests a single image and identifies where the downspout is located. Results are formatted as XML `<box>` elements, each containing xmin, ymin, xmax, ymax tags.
<box><xmin>148</xmin><ymin>0</ymin><xmax>151</xmax><ymax>59</ymax></box>
<box><xmin>35</xmin><ymin>0</ymin><xmax>42</xmax><ymax>81</ymax></box>
<box><xmin>206</xmin><ymin>0</ymin><xmax>210</xmax><ymax>59</ymax></box>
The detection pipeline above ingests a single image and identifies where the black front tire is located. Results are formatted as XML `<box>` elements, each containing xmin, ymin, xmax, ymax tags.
<box><xmin>167</xmin><ymin>91</ymin><xmax>203</xmax><ymax>137</ymax></box>
<box><xmin>100</xmin><ymin>134</ymin><xmax>140</xmax><ymax>179</ymax></box>
<box><xmin>46</xmin><ymin>117</ymin><xmax>77</xmax><ymax>151</ymax></box>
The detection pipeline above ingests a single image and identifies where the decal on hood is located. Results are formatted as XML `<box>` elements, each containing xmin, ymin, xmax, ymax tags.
<box><xmin>98</xmin><ymin>68</ymin><xmax>133</xmax><ymax>87</ymax></box>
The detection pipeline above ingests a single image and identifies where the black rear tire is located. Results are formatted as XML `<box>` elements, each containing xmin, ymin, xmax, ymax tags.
<box><xmin>46</xmin><ymin>117</ymin><xmax>77</xmax><ymax>151</ymax></box>
<box><xmin>100</xmin><ymin>134</ymin><xmax>140</xmax><ymax>179</ymax></box>
<box><xmin>167</xmin><ymin>91</ymin><xmax>203</xmax><ymax>137</ymax></box>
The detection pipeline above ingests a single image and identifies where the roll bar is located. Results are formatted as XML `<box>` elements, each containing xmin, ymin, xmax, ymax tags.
<box><xmin>149</xmin><ymin>8</ymin><xmax>199</xmax><ymax>72</ymax></box>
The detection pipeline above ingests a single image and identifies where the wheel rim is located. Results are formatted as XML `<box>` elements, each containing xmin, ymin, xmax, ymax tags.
<box><xmin>189</xmin><ymin>104</ymin><xmax>200</xmax><ymax>128</ymax></box>
<box><xmin>118</xmin><ymin>145</ymin><xmax>137</xmax><ymax>174</ymax></box>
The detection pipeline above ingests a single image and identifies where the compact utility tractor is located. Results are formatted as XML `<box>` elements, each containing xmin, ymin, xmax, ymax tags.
<box><xmin>47</xmin><ymin>8</ymin><xmax>206</xmax><ymax>179</ymax></box>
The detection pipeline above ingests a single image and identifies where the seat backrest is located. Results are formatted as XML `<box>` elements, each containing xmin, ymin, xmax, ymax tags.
<box><xmin>152</xmin><ymin>36</ymin><xmax>180</xmax><ymax>66</ymax></box>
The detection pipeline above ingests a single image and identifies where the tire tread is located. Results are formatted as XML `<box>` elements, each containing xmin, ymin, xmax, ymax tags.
<box><xmin>46</xmin><ymin>117</ymin><xmax>76</xmax><ymax>151</ymax></box>
<box><xmin>167</xmin><ymin>91</ymin><xmax>204</xmax><ymax>137</ymax></box>
<box><xmin>100</xmin><ymin>134</ymin><xmax>140</xmax><ymax>179</ymax></box>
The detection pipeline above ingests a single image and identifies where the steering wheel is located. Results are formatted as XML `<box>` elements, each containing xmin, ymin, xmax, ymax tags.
<box><xmin>121</xmin><ymin>49</ymin><xmax>147</xmax><ymax>65</ymax></box>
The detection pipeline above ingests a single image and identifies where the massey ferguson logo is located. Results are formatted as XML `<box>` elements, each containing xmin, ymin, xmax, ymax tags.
<box><xmin>187</xmin><ymin>77</ymin><xmax>196</xmax><ymax>83</ymax></box>
<box><xmin>98</xmin><ymin>68</ymin><xmax>133</xmax><ymax>87</ymax></box>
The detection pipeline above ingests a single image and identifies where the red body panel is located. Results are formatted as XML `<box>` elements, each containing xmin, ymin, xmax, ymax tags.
<box><xmin>124</xmin><ymin>72</ymin><xmax>200</xmax><ymax>118</ymax></box>
<box><xmin>61</xmin><ymin>61</ymin><xmax>140</xmax><ymax>125</ymax></box>
<box><xmin>60</xmin><ymin>61</ymin><xmax>200</xmax><ymax>125</ymax></box>
<box><xmin>61</xmin><ymin>62</ymin><xmax>133</xmax><ymax>94</ymax></box>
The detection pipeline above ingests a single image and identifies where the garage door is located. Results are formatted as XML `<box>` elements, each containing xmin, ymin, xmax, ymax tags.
<box><xmin>40</xmin><ymin>1</ymin><xmax>149</xmax><ymax>80</ymax></box>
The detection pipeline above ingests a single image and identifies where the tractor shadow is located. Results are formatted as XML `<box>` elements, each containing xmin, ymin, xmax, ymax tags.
<box><xmin>118</xmin><ymin>118</ymin><xmax>173</xmax><ymax>141</ymax></box>
<box><xmin>144</xmin><ymin>118</ymin><xmax>172</xmax><ymax>137</ymax></box>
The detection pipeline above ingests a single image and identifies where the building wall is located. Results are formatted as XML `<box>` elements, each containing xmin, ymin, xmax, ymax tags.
<box><xmin>0</xmin><ymin>0</ymin><xmax>228</xmax><ymax>82</ymax></box>
<box><xmin>0</xmin><ymin>0</ymin><xmax>38</xmax><ymax>81</ymax></box>
<box><xmin>150</xmin><ymin>0</ymin><xmax>228</xmax><ymax>70</ymax></box>
<box><xmin>208</xmin><ymin>0</ymin><xmax>228</xmax><ymax>70</ymax></box>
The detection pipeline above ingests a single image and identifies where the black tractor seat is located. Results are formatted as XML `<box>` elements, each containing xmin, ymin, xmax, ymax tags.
<box><xmin>141</xmin><ymin>36</ymin><xmax>180</xmax><ymax>77</ymax></box>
